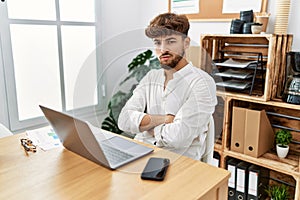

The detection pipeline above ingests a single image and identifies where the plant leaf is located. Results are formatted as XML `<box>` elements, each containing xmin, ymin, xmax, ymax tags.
<box><xmin>128</xmin><ymin>49</ymin><xmax>153</xmax><ymax>72</ymax></box>
<box><xmin>101</xmin><ymin>116</ymin><xmax>123</xmax><ymax>134</ymax></box>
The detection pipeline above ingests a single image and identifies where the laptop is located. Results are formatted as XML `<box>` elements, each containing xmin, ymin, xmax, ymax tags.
<box><xmin>39</xmin><ymin>105</ymin><xmax>153</xmax><ymax>169</ymax></box>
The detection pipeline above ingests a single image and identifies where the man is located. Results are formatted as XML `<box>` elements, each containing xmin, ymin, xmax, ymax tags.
<box><xmin>118</xmin><ymin>13</ymin><xmax>217</xmax><ymax>160</ymax></box>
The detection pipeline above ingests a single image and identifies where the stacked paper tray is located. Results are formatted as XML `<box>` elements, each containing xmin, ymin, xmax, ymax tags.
<box><xmin>214</xmin><ymin>58</ymin><xmax>258</xmax><ymax>68</ymax></box>
<box><xmin>216</xmin><ymin>80</ymin><xmax>252</xmax><ymax>90</ymax></box>
<box><xmin>214</xmin><ymin>69</ymin><xmax>253</xmax><ymax>79</ymax></box>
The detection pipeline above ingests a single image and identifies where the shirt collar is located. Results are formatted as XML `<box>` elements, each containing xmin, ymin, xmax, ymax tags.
<box><xmin>173</xmin><ymin>62</ymin><xmax>193</xmax><ymax>80</ymax></box>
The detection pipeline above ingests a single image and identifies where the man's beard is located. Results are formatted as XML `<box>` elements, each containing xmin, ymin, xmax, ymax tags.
<box><xmin>160</xmin><ymin>51</ymin><xmax>184</xmax><ymax>70</ymax></box>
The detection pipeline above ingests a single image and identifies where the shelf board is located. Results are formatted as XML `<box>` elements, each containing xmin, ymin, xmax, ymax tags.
<box><xmin>216</xmin><ymin>90</ymin><xmax>266</xmax><ymax>101</ymax></box>
<box><xmin>201</xmin><ymin>33</ymin><xmax>274</xmax><ymax>39</ymax></box>
<box><xmin>217</xmin><ymin>92</ymin><xmax>300</xmax><ymax>110</ymax></box>
<box><xmin>223</xmin><ymin>149</ymin><xmax>299</xmax><ymax>178</ymax></box>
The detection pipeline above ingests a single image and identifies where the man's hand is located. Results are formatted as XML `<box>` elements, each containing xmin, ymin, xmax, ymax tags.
<box><xmin>139</xmin><ymin>114</ymin><xmax>165</xmax><ymax>132</ymax></box>
<box><xmin>165</xmin><ymin>114</ymin><xmax>175</xmax><ymax>124</ymax></box>
<box><xmin>147</xmin><ymin>128</ymin><xmax>154</xmax><ymax>136</ymax></box>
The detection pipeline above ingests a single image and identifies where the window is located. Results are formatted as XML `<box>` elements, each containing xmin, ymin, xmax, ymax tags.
<box><xmin>0</xmin><ymin>0</ymin><xmax>104</xmax><ymax>132</ymax></box>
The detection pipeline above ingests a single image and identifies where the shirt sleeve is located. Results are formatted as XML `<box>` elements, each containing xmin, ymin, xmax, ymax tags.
<box><xmin>154</xmin><ymin>76</ymin><xmax>217</xmax><ymax>149</ymax></box>
<box><xmin>117</xmin><ymin>73</ymin><xmax>150</xmax><ymax>134</ymax></box>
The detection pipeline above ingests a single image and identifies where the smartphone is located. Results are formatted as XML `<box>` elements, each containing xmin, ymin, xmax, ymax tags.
<box><xmin>141</xmin><ymin>157</ymin><xmax>170</xmax><ymax>181</ymax></box>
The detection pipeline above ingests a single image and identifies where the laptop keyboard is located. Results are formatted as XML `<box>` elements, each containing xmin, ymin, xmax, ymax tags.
<box><xmin>101</xmin><ymin>144</ymin><xmax>134</xmax><ymax>166</ymax></box>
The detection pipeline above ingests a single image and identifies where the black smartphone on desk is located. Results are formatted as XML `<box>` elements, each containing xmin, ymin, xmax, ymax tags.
<box><xmin>141</xmin><ymin>157</ymin><xmax>170</xmax><ymax>181</ymax></box>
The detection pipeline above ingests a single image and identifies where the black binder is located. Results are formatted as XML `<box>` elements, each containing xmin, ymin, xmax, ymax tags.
<box><xmin>236</xmin><ymin>161</ymin><xmax>251</xmax><ymax>200</ymax></box>
<box><xmin>226</xmin><ymin>158</ymin><xmax>239</xmax><ymax>200</ymax></box>
<box><xmin>212</xmin><ymin>151</ymin><xmax>220</xmax><ymax>167</ymax></box>
<box><xmin>247</xmin><ymin>165</ymin><xmax>269</xmax><ymax>200</ymax></box>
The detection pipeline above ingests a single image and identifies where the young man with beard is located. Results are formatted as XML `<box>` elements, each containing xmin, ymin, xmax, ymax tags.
<box><xmin>118</xmin><ymin>13</ymin><xmax>217</xmax><ymax>160</ymax></box>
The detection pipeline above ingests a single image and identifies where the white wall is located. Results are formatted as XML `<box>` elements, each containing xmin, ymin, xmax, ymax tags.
<box><xmin>99</xmin><ymin>0</ymin><xmax>149</xmax><ymax>105</ymax></box>
<box><xmin>287</xmin><ymin>0</ymin><xmax>300</xmax><ymax>50</ymax></box>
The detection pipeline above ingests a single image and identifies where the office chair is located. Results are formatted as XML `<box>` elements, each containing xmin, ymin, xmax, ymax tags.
<box><xmin>0</xmin><ymin>123</ymin><xmax>13</xmax><ymax>138</ymax></box>
<box><xmin>201</xmin><ymin>116</ymin><xmax>215</xmax><ymax>165</ymax></box>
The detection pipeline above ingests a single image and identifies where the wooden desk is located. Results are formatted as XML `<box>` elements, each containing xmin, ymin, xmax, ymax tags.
<box><xmin>0</xmin><ymin>133</ymin><xmax>230</xmax><ymax>200</ymax></box>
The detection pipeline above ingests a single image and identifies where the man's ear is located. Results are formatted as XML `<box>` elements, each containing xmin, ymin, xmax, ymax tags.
<box><xmin>184</xmin><ymin>37</ymin><xmax>190</xmax><ymax>50</ymax></box>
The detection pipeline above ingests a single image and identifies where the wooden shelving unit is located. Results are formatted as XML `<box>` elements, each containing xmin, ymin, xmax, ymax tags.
<box><xmin>219</xmin><ymin>96</ymin><xmax>300</xmax><ymax>200</ymax></box>
<box><xmin>198</xmin><ymin>34</ymin><xmax>300</xmax><ymax>200</ymax></box>
<box><xmin>200</xmin><ymin>34</ymin><xmax>293</xmax><ymax>101</ymax></box>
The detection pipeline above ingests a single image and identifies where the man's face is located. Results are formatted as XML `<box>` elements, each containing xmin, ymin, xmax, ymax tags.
<box><xmin>153</xmin><ymin>34</ymin><xmax>189</xmax><ymax>70</ymax></box>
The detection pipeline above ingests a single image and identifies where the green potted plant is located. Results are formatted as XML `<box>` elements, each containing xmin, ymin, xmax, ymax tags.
<box><xmin>265</xmin><ymin>184</ymin><xmax>290</xmax><ymax>200</ymax></box>
<box><xmin>275</xmin><ymin>129</ymin><xmax>292</xmax><ymax>158</ymax></box>
<box><xmin>101</xmin><ymin>50</ymin><xmax>160</xmax><ymax>138</ymax></box>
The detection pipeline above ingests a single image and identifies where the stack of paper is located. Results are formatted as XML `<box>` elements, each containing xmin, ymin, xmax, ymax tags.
<box><xmin>214</xmin><ymin>69</ymin><xmax>253</xmax><ymax>79</ymax></box>
<box><xmin>215</xmin><ymin>58</ymin><xmax>257</xmax><ymax>68</ymax></box>
<box><xmin>26</xmin><ymin>126</ymin><xmax>62</xmax><ymax>151</ymax></box>
<box><xmin>216</xmin><ymin>80</ymin><xmax>252</xmax><ymax>90</ymax></box>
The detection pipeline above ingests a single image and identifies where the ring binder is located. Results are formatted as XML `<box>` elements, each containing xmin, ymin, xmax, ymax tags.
<box><xmin>236</xmin><ymin>161</ymin><xmax>251</xmax><ymax>200</ymax></box>
<box><xmin>247</xmin><ymin>164</ymin><xmax>270</xmax><ymax>200</ymax></box>
<box><xmin>227</xmin><ymin>158</ymin><xmax>240</xmax><ymax>200</ymax></box>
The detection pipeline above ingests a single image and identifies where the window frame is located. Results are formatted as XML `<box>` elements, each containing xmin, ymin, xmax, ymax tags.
<box><xmin>0</xmin><ymin>0</ymin><xmax>105</xmax><ymax>132</ymax></box>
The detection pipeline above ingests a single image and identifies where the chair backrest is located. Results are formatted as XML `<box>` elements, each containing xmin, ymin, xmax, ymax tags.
<box><xmin>201</xmin><ymin>116</ymin><xmax>215</xmax><ymax>165</ymax></box>
<box><xmin>0</xmin><ymin>123</ymin><xmax>13</xmax><ymax>138</ymax></box>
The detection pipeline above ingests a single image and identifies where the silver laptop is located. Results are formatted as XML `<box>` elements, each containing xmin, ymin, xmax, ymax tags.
<box><xmin>39</xmin><ymin>105</ymin><xmax>153</xmax><ymax>169</ymax></box>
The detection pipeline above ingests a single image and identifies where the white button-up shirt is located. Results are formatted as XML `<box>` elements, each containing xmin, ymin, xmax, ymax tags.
<box><xmin>118</xmin><ymin>63</ymin><xmax>217</xmax><ymax>160</ymax></box>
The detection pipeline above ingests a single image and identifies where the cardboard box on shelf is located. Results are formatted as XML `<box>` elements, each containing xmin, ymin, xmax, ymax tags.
<box><xmin>230</xmin><ymin>107</ymin><xmax>274</xmax><ymax>157</ymax></box>
<box><xmin>231</xmin><ymin>107</ymin><xmax>246</xmax><ymax>153</ymax></box>
<box><xmin>244</xmin><ymin>109</ymin><xmax>274</xmax><ymax>158</ymax></box>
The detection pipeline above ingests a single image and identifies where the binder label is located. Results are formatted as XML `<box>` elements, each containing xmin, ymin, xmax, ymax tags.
<box><xmin>228</xmin><ymin>165</ymin><xmax>236</xmax><ymax>188</ymax></box>
<box><xmin>248</xmin><ymin>171</ymin><xmax>258</xmax><ymax>196</ymax></box>
<box><xmin>212</xmin><ymin>158</ymin><xmax>219</xmax><ymax>167</ymax></box>
<box><xmin>236</xmin><ymin>169</ymin><xmax>245</xmax><ymax>192</ymax></box>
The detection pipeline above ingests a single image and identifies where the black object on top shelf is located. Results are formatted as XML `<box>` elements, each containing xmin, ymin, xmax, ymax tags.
<box><xmin>230</xmin><ymin>10</ymin><xmax>254</xmax><ymax>34</ymax></box>
<box><xmin>230</xmin><ymin>19</ymin><xmax>245</xmax><ymax>34</ymax></box>
<box><xmin>240</xmin><ymin>10</ymin><xmax>253</xmax><ymax>23</ymax></box>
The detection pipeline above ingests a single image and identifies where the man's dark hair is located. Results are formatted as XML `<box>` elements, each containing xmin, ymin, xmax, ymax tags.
<box><xmin>145</xmin><ymin>13</ymin><xmax>190</xmax><ymax>38</ymax></box>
